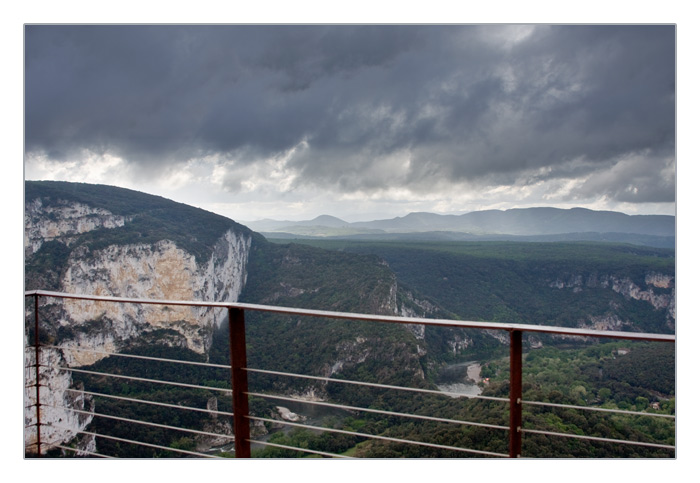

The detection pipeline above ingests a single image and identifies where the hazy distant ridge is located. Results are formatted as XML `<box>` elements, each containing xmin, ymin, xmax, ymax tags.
<box><xmin>246</xmin><ymin>207</ymin><xmax>675</xmax><ymax>238</ymax></box>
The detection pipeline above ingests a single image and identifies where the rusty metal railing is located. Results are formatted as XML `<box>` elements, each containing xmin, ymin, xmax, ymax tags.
<box><xmin>24</xmin><ymin>289</ymin><xmax>675</xmax><ymax>458</ymax></box>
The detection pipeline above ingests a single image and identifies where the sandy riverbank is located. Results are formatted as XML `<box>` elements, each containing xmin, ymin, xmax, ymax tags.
<box><xmin>467</xmin><ymin>362</ymin><xmax>482</xmax><ymax>383</ymax></box>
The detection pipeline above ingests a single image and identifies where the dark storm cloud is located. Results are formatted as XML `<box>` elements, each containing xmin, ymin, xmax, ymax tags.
<box><xmin>25</xmin><ymin>25</ymin><xmax>675</xmax><ymax>204</ymax></box>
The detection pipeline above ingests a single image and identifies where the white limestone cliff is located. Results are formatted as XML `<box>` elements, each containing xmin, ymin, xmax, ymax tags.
<box><xmin>24</xmin><ymin>200</ymin><xmax>252</xmax><ymax>454</ymax></box>
<box><xmin>24</xmin><ymin>198</ymin><xmax>131</xmax><ymax>257</ymax></box>
<box><xmin>59</xmin><ymin>229</ymin><xmax>251</xmax><ymax>358</ymax></box>
<box><xmin>549</xmin><ymin>271</ymin><xmax>675</xmax><ymax>330</ymax></box>
<box><xmin>24</xmin><ymin>343</ymin><xmax>95</xmax><ymax>455</ymax></box>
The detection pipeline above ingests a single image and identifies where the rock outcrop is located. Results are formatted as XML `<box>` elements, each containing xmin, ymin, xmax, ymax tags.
<box><xmin>24</xmin><ymin>198</ymin><xmax>131</xmax><ymax>258</ymax></box>
<box><xmin>58</xmin><ymin>229</ymin><xmax>251</xmax><ymax>357</ymax></box>
<box><xmin>24</xmin><ymin>191</ymin><xmax>252</xmax><ymax>454</ymax></box>
<box><xmin>549</xmin><ymin>271</ymin><xmax>675</xmax><ymax>331</ymax></box>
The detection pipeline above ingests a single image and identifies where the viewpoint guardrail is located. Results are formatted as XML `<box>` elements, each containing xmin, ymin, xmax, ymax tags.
<box><xmin>24</xmin><ymin>289</ymin><xmax>676</xmax><ymax>458</ymax></box>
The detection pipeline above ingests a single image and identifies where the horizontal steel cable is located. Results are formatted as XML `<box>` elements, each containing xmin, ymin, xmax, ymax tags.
<box><xmin>24</xmin><ymin>440</ymin><xmax>39</xmax><ymax>450</ymax></box>
<box><xmin>82</xmin><ymin>431</ymin><xmax>221</xmax><ymax>458</ymax></box>
<box><xmin>521</xmin><ymin>427</ymin><xmax>676</xmax><ymax>450</ymax></box>
<box><xmin>247</xmin><ymin>391</ymin><xmax>509</xmax><ymax>430</ymax></box>
<box><xmin>248</xmin><ymin>439</ymin><xmax>354</xmax><ymax>458</ymax></box>
<box><xmin>50</xmin><ymin>424</ymin><xmax>223</xmax><ymax>458</ymax></box>
<box><xmin>58</xmin><ymin>367</ymin><xmax>233</xmax><ymax>394</ymax></box>
<box><xmin>24</xmin><ymin>437</ymin><xmax>106</xmax><ymax>459</ymax></box>
<box><xmin>247</xmin><ymin>415</ymin><xmax>509</xmax><ymax>457</ymax></box>
<box><xmin>44</xmin><ymin>344</ymin><xmax>231</xmax><ymax>371</ymax></box>
<box><xmin>245</xmin><ymin>368</ymin><xmax>508</xmax><ymax>402</ymax></box>
<box><xmin>45</xmin><ymin>403</ymin><xmax>236</xmax><ymax>442</ymax></box>
<box><xmin>58</xmin><ymin>351</ymin><xmax>503</xmax><ymax>398</ymax></box>
<box><xmin>64</xmin><ymin>388</ymin><xmax>233</xmax><ymax>418</ymax></box>
<box><xmin>49</xmin><ymin>443</ymin><xmax>112</xmax><ymax>458</ymax></box>
<box><xmin>25</xmin><ymin>289</ymin><xmax>676</xmax><ymax>342</ymax></box>
<box><xmin>521</xmin><ymin>399</ymin><xmax>676</xmax><ymax>419</ymax></box>
<box><xmin>26</xmin><ymin>290</ymin><xmax>677</xmax><ymax>458</ymax></box>
<box><xmin>30</xmin><ymin>438</ymin><xmax>111</xmax><ymax>458</ymax></box>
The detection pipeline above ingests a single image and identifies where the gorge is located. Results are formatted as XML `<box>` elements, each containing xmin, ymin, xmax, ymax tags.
<box><xmin>24</xmin><ymin>181</ymin><xmax>675</xmax><ymax>457</ymax></box>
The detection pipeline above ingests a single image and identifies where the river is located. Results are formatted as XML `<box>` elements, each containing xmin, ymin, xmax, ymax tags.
<box><xmin>208</xmin><ymin>397</ymin><xmax>354</xmax><ymax>455</ymax></box>
<box><xmin>209</xmin><ymin>362</ymin><xmax>482</xmax><ymax>454</ymax></box>
<box><xmin>435</xmin><ymin>360</ymin><xmax>483</xmax><ymax>397</ymax></box>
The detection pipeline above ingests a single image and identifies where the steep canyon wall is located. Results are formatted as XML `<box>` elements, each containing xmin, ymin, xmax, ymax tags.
<box><xmin>24</xmin><ymin>197</ymin><xmax>252</xmax><ymax>453</ymax></box>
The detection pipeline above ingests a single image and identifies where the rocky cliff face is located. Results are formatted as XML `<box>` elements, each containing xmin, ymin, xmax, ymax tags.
<box><xmin>549</xmin><ymin>271</ymin><xmax>675</xmax><ymax>331</ymax></box>
<box><xmin>24</xmin><ymin>198</ymin><xmax>131</xmax><ymax>258</ymax></box>
<box><xmin>59</xmin><ymin>229</ymin><xmax>251</xmax><ymax>358</ymax></box>
<box><xmin>24</xmin><ymin>341</ymin><xmax>96</xmax><ymax>456</ymax></box>
<box><xmin>24</xmin><ymin>193</ymin><xmax>253</xmax><ymax>454</ymax></box>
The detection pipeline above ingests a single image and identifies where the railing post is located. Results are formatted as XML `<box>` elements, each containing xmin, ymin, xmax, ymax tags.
<box><xmin>228</xmin><ymin>307</ymin><xmax>251</xmax><ymax>457</ymax></box>
<box><xmin>509</xmin><ymin>329</ymin><xmax>522</xmax><ymax>458</ymax></box>
<box><xmin>34</xmin><ymin>294</ymin><xmax>42</xmax><ymax>456</ymax></box>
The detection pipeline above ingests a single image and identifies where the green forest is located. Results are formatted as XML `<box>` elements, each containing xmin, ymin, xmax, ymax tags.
<box><xmin>63</xmin><ymin>329</ymin><xmax>674</xmax><ymax>458</ymax></box>
<box><xmin>26</xmin><ymin>181</ymin><xmax>675</xmax><ymax>458</ymax></box>
<box><xmin>32</xmin><ymin>236</ymin><xmax>675</xmax><ymax>459</ymax></box>
<box><xmin>278</xmin><ymin>239</ymin><xmax>675</xmax><ymax>334</ymax></box>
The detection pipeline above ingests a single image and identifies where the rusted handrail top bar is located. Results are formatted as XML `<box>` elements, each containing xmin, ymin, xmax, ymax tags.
<box><xmin>25</xmin><ymin>289</ymin><xmax>675</xmax><ymax>342</ymax></box>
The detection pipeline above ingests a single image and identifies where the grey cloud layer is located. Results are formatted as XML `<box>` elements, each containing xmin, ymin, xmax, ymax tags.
<box><xmin>25</xmin><ymin>25</ymin><xmax>675</xmax><ymax>203</ymax></box>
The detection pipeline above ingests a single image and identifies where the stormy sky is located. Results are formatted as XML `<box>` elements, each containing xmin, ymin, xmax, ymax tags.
<box><xmin>24</xmin><ymin>24</ymin><xmax>676</xmax><ymax>221</ymax></box>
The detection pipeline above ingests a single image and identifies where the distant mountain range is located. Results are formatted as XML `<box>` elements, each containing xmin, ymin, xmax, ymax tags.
<box><xmin>244</xmin><ymin>208</ymin><xmax>675</xmax><ymax>248</ymax></box>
